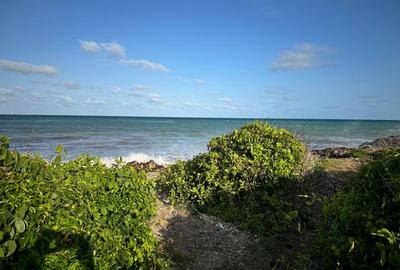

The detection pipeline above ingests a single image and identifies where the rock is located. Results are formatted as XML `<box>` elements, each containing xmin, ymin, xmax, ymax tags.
<box><xmin>127</xmin><ymin>160</ymin><xmax>164</xmax><ymax>171</ymax></box>
<box><xmin>216</xmin><ymin>222</ymin><xmax>225</xmax><ymax>231</ymax></box>
<box><xmin>359</xmin><ymin>135</ymin><xmax>400</xmax><ymax>149</ymax></box>
<box><xmin>311</xmin><ymin>147</ymin><xmax>356</xmax><ymax>158</ymax></box>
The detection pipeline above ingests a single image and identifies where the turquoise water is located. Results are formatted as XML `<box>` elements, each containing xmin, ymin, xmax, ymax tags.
<box><xmin>1</xmin><ymin>115</ymin><xmax>399</xmax><ymax>164</ymax></box>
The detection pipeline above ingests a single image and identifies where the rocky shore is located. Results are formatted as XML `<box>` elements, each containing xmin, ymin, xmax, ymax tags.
<box><xmin>126</xmin><ymin>135</ymin><xmax>400</xmax><ymax>168</ymax></box>
<box><xmin>311</xmin><ymin>135</ymin><xmax>400</xmax><ymax>158</ymax></box>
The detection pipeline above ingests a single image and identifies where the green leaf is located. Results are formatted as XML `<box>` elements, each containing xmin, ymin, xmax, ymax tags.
<box><xmin>4</xmin><ymin>150</ymin><xmax>12</xmax><ymax>166</ymax></box>
<box><xmin>0</xmin><ymin>246</ymin><xmax>4</xmax><ymax>258</ymax></box>
<box><xmin>55</xmin><ymin>145</ymin><xmax>63</xmax><ymax>154</ymax></box>
<box><xmin>4</xmin><ymin>240</ymin><xmax>17</xmax><ymax>257</ymax></box>
<box><xmin>0</xmin><ymin>231</ymin><xmax>4</xmax><ymax>241</ymax></box>
<box><xmin>101</xmin><ymin>207</ymin><xmax>108</xmax><ymax>215</ymax></box>
<box><xmin>348</xmin><ymin>239</ymin><xmax>355</xmax><ymax>253</ymax></box>
<box><xmin>15</xmin><ymin>219</ymin><xmax>25</xmax><ymax>233</ymax></box>
<box><xmin>380</xmin><ymin>248</ymin><xmax>386</xmax><ymax>266</ymax></box>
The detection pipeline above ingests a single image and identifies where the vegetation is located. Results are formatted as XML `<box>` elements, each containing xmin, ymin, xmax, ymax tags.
<box><xmin>0</xmin><ymin>136</ymin><xmax>164</xmax><ymax>269</ymax></box>
<box><xmin>2</xmin><ymin>121</ymin><xmax>399</xmax><ymax>269</ymax></box>
<box><xmin>317</xmin><ymin>149</ymin><xmax>400</xmax><ymax>269</ymax></box>
<box><xmin>159</xmin><ymin>121</ymin><xmax>306</xmax><ymax>234</ymax></box>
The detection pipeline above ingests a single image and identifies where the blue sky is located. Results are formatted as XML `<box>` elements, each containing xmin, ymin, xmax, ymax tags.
<box><xmin>0</xmin><ymin>0</ymin><xmax>399</xmax><ymax>119</ymax></box>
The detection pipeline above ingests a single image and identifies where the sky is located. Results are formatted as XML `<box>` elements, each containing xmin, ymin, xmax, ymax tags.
<box><xmin>0</xmin><ymin>0</ymin><xmax>399</xmax><ymax>119</ymax></box>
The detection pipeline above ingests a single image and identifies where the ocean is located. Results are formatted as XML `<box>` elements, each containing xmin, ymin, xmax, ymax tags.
<box><xmin>1</xmin><ymin>115</ymin><xmax>399</xmax><ymax>164</ymax></box>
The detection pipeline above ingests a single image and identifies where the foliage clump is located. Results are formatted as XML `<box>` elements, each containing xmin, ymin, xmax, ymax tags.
<box><xmin>317</xmin><ymin>149</ymin><xmax>400</xmax><ymax>269</ymax></box>
<box><xmin>0</xmin><ymin>136</ymin><xmax>164</xmax><ymax>269</ymax></box>
<box><xmin>159</xmin><ymin>121</ymin><xmax>305</xmax><ymax>233</ymax></box>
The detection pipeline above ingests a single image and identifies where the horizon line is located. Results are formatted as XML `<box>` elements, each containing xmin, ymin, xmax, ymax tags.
<box><xmin>0</xmin><ymin>113</ymin><xmax>399</xmax><ymax>122</ymax></box>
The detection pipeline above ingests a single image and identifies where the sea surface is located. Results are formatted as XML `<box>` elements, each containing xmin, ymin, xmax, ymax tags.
<box><xmin>1</xmin><ymin>115</ymin><xmax>400</xmax><ymax>164</ymax></box>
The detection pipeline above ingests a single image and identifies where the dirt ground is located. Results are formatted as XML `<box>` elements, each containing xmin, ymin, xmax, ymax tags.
<box><xmin>150</xmin><ymin>157</ymin><xmax>364</xmax><ymax>270</ymax></box>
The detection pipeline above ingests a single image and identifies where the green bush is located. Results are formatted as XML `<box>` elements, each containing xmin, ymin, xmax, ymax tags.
<box><xmin>159</xmin><ymin>121</ymin><xmax>305</xmax><ymax>233</ymax></box>
<box><xmin>0</xmin><ymin>136</ymin><xmax>164</xmax><ymax>269</ymax></box>
<box><xmin>317</xmin><ymin>149</ymin><xmax>400</xmax><ymax>269</ymax></box>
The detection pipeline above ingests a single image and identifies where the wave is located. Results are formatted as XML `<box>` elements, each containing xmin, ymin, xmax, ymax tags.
<box><xmin>100</xmin><ymin>152</ymin><xmax>172</xmax><ymax>167</ymax></box>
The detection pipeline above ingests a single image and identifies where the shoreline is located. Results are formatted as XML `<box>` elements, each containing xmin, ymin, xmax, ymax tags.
<box><xmin>120</xmin><ymin>134</ymin><xmax>400</xmax><ymax>170</ymax></box>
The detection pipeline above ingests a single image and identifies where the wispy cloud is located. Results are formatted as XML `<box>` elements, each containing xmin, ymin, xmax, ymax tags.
<box><xmin>0</xmin><ymin>59</ymin><xmax>57</xmax><ymax>75</ymax></box>
<box><xmin>30</xmin><ymin>94</ymin><xmax>47</xmax><ymax>104</ymax></box>
<box><xmin>194</xmin><ymin>79</ymin><xmax>206</xmax><ymax>86</ymax></box>
<box><xmin>120</xmin><ymin>59</ymin><xmax>169</xmax><ymax>72</ymax></box>
<box><xmin>128</xmin><ymin>84</ymin><xmax>152</xmax><ymax>97</ymax></box>
<box><xmin>0</xmin><ymin>87</ymin><xmax>15</xmax><ymax>97</ymax></box>
<box><xmin>125</xmin><ymin>84</ymin><xmax>165</xmax><ymax>106</ymax></box>
<box><xmin>14</xmin><ymin>85</ymin><xmax>26</xmax><ymax>92</ymax></box>
<box><xmin>62</xmin><ymin>81</ymin><xmax>81</xmax><ymax>89</ymax></box>
<box><xmin>0</xmin><ymin>87</ymin><xmax>16</xmax><ymax>103</ymax></box>
<box><xmin>56</xmin><ymin>95</ymin><xmax>73</xmax><ymax>105</ymax></box>
<box><xmin>85</xmin><ymin>98</ymin><xmax>108</xmax><ymax>105</ymax></box>
<box><xmin>111</xmin><ymin>86</ymin><xmax>120</xmax><ymax>94</ymax></box>
<box><xmin>262</xmin><ymin>86</ymin><xmax>302</xmax><ymax>105</ymax></box>
<box><xmin>271</xmin><ymin>43</ymin><xmax>334</xmax><ymax>71</ymax></box>
<box><xmin>357</xmin><ymin>95</ymin><xmax>390</xmax><ymax>107</ymax></box>
<box><xmin>218</xmin><ymin>97</ymin><xmax>232</xmax><ymax>103</ymax></box>
<box><xmin>147</xmin><ymin>93</ymin><xmax>162</xmax><ymax>104</ymax></box>
<box><xmin>32</xmin><ymin>80</ymin><xmax>81</xmax><ymax>90</ymax></box>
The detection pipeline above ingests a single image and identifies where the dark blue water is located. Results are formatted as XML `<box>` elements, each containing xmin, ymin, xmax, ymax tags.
<box><xmin>1</xmin><ymin>115</ymin><xmax>399</xmax><ymax>164</ymax></box>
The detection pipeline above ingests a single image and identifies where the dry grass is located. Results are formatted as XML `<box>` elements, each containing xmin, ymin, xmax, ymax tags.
<box><xmin>151</xmin><ymin>199</ymin><xmax>271</xmax><ymax>269</ymax></box>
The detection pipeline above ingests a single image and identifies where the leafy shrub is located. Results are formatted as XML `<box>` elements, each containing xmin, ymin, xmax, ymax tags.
<box><xmin>317</xmin><ymin>149</ymin><xmax>400</xmax><ymax>269</ymax></box>
<box><xmin>0</xmin><ymin>136</ymin><xmax>164</xmax><ymax>269</ymax></box>
<box><xmin>159</xmin><ymin>121</ymin><xmax>305</xmax><ymax>233</ymax></box>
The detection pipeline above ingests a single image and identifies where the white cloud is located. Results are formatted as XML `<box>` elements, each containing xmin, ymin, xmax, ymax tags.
<box><xmin>218</xmin><ymin>97</ymin><xmax>232</xmax><ymax>103</ymax></box>
<box><xmin>57</xmin><ymin>95</ymin><xmax>73</xmax><ymax>105</ymax></box>
<box><xmin>183</xmin><ymin>101</ymin><xmax>199</xmax><ymax>107</ymax></box>
<box><xmin>128</xmin><ymin>84</ymin><xmax>151</xmax><ymax>97</ymax></box>
<box><xmin>100</xmin><ymin>41</ymin><xmax>126</xmax><ymax>58</ymax></box>
<box><xmin>79</xmin><ymin>40</ymin><xmax>101</xmax><ymax>53</ymax></box>
<box><xmin>129</xmin><ymin>87</ymin><xmax>165</xmax><ymax>106</ymax></box>
<box><xmin>14</xmin><ymin>85</ymin><xmax>25</xmax><ymax>92</ymax></box>
<box><xmin>147</xmin><ymin>93</ymin><xmax>162</xmax><ymax>104</ymax></box>
<box><xmin>271</xmin><ymin>43</ymin><xmax>334</xmax><ymax>71</ymax></box>
<box><xmin>121</xmin><ymin>59</ymin><xmax>169</xmax><ymax>72</ymax></box>
<box><xmin>111</xmin><ymin>86</ymin><xmax>120</xmax><ymax>94</ymax></box>
<box><xmin>212</xmin><ymin>104</ymin><xmax>246</xmax><ymax>111</ymax></box>
<box><xmin>30</xmin><ymin>94</ymin><xmax>47</xmax><ymax>104</ymax></box>
<box><xmin>80</xmin><ymin>40</ymin><xmax>125</xmax><ymax>57</ymax></box>
<box><xmin>62</xmin><ymin>81</ymin><xmax>81</xmax><ymax>89</ymax></box>
<box><xmin>132</xmin><ymin>84</ymin><xmax>150</xmax><ymax>92</ymax></box>
<box><xmin>0</xmin><ymin>97</ymin><xmax>7</xmax><ymax>103</ymax></box>
<box><xmin>32</xmin><ymin>80</ymin><xmax>81</xmax><ymax>90</ymax></box>
<box><xmin>0</xmin><ymin>88</ymin><xmax>15</xmax><ymax>97</ymax></box>
<box><xmin>194</xmin><ymin>79</ymin><xmax>206</xmax><ymax>86</ymax></box>
<box><xmin>79</xmin><ymin>40</ymin><xmax>170</xmax><ymax>73</ymax></box>
<box><xmin>85</xmin><ymin>98</ymin><xmax>108</xmax><ymax>105</ymax></box>
<box><xmin>48</xmin><ymin>87</ymin><xmax>59</xmax><ymax>94</ymax></box>
<box><xmin>0</xmin><ymin>59</ymin><xmax>57</xmax><ymax>75</ymax></box>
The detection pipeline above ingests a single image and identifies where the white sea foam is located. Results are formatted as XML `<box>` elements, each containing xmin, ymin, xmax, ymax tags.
<box><xmin>100</xmin><ymin>152</ymin><xmax>172</xmax><ymax>167</ymax></box>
